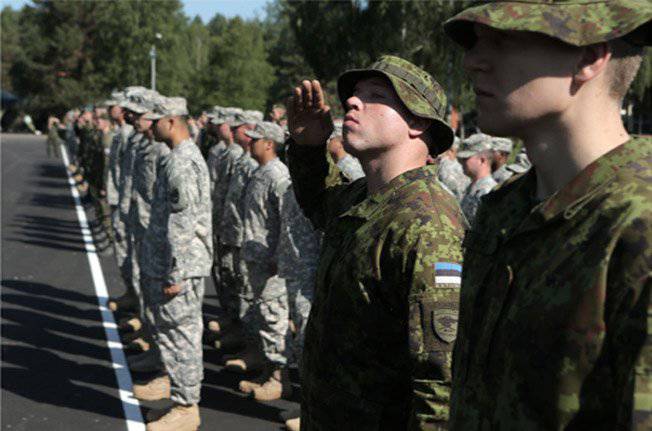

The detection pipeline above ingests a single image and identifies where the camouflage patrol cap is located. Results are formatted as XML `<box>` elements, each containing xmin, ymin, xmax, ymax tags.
<box><xmin>245</xmin><ymin>121</ymin><xmax>285</xmax><ymax>144</ymax></box>
<box><xmin>230</xmin><ymin>110</ymin><xmax>264</xmax><ymax>127</ymax></box>
<box><xmin>444</xmin><ymin>0</ymin><xmax>652</xmax><ymax>48</ymax></box>
<box><xmin>457</xmin><ymin>133</ymin><xmax>494</xmax><ymax>159</ymax></box>
<box><xmin>121</xmin><ymin>87</ymin><xmax>159</xmax><ymax>114</ymax></box>
<box><xmin>337</xmin><ymin>55</ymin><xmax>454</xmax><ymax>155</ymax></box>
<box><xmin>491</xmin><ymin>137</ymin><xmax>513</xmax><ymax>153</ymax></box>
<box><xmin>143</xmin><ymin>96</ymin><xmax>189</xmax><ymax>120</ymax></box>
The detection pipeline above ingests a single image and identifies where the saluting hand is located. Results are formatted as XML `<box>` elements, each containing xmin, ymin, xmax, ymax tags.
<box><xmin>286</xmin><ymin>80</ymin><xmax>333</xmax><ymax>147</ymax></box>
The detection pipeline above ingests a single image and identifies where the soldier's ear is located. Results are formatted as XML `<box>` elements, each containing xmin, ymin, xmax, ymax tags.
<box><xmin>407</xmin><ymin>116</ymin><xmax>431</xmax><ymax>139</ymax></box>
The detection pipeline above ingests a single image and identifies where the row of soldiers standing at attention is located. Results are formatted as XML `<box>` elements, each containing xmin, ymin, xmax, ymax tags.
<box><xmin>50</xmin><ymin>1</ymin><xmax>650</xmax><ymax>430</ymax></box>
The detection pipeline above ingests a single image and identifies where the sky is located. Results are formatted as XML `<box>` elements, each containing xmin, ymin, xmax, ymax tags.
<box><xmin>1</xmin><ymin>0</ymin><xmax>270</xmax><ymax>21</ymax></box>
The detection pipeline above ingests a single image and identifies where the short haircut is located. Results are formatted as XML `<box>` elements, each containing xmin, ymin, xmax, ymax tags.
<box><xmin>606</xmin><ymin>39</ymin><xmax>644</xmax><ymax>101</ymax></box>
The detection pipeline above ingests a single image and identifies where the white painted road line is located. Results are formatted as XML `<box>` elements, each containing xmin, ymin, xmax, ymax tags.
<box><xmin>60</xmin><ymin>146</ymin><xmax>145</xmax><ymax>431</ymax></box>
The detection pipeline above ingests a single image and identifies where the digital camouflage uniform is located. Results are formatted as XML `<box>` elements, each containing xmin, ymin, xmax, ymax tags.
<box><xmin>206</xmin><ymin>138</ymin><xmax>227</xmax><ymax>290</ymax></box>
<box><xmin>276</xmin><ymin>184</ymin><xmax>320</xmax><ymax>366</ymax></box>
<box><xmin>292</xmin><ymin>56</ymin><xmax>465</xmax><ymax>430</ymax></box>
<box><xmin>140</xmin><ymin>137</ymin><xmax>213</xmax><ymax>406</ymax></box>
<box><xmin>335</xmin><ymin>154</ymin><xmax>366</xmax><ymax>182</ymax></box>
<box><xmin>218</xmin><ymin>150</ymin><xmax>259</xmax><ymax>321</ymax></box>
<box><xmin>460</xmin><ymin>175</ymin><xmax>497</xmax><ymax>226</ymax></box>
<box><xmin>438</xmin><ymin>158</ymin><xmax>470</xmax><ymax>201</ymax></box>
<box><xmin>107</xmin><ymin>122</ymin><xmax>134</xmax><ymax>264</ymax></box>
<box><xmin>444</xmin><ymin>1</ymin><xmax>652</xmax><ymax>429</ymax></box>
<box><xmin>242</xmin><ymin>156</ymin><xmax>291</xmax><ymax>367</ymax></box>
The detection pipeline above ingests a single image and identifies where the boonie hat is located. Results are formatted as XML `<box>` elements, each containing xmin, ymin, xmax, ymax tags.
<box><xmin>444</xmin><ymin>0</ymin><xmax>652</xmax><ymax>48</ymax></box>
<box><xmin>337</xmin><ymin>55</ymin><xmax>454</xmax><ymax>155</ymax></box>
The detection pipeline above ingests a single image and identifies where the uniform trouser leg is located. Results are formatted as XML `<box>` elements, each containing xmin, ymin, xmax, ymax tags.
<box><xmin>143</xmin><ymin>277</ymin><xmax>205</xmax><ymax>405</ymax></box>
<box><xmin>238</xmin><ymin>257</ymin><xmax>254</xmax><ymax>324</ymax></box>
<box><xmin>245</xmin><ymin>261</ymin><xmax>289</xmax><ymax>367</ymax></box>
<box><xmin>210</xmin><ymin>231</ymin><xmax>221</xmax><ymax>296</ymax></box>
<box><xmin>286</xmin><ymin>274</ymin><xmax>314</xmax><ymax>369</ymax></box>
<box><xmin>112</xmin><ymin>207</ymin><xmax>133</xmax><ymax>296</ymax></box>
<box><xmin>218</xmin><ymin>244</ymin><xmax>242</xmax><ymax>322</ymax></box>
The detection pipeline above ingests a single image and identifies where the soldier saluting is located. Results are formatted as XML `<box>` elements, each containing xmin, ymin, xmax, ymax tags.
<box><xmin>286</xmin><ymin>56</ymin><xmax>466</xmax><ymax>429</ymax></box>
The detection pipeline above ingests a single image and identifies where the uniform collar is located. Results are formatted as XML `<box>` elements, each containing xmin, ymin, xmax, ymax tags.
<box><xmin>535</xmin><ymin>137</ymin><xmax>651</xmax><ymax>222</ymax></box>
<box><xmin>340</xmin><ymin>164</ymin><xmax>439</xmax><ymax>220</ymax></box>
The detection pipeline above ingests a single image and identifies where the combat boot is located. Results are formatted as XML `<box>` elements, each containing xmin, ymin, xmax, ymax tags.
<box><xmin>238</xmin><ymin>366</ymin><xmax>271</xmax><ymax>394</ymax></box>
<box><xmin>146</xmin><ymin>403</ymin><xmax>200</xmax><ymax>431</ymax></box>
<box><xmin>133</xmin><ymin>375</ymin><xmax>170</xmax><ymax>401</ymax></box>
<box><xmin>108</xmin><ymin>292</ymin><xmax>138</xmax><ymax>312</ymax></box>
<box><xmin>253</xmin><ymin>368</ymin><xmax>292</xmax><ymax>401</ymax></box>
<box><xmin>127</xmin><ymin>350</ymin><xmax>163</xmax><ymax>373</ymax></box>
<box><xmin>121</xmin><ymin>327</ymin><xmax>144</xmax><ymax>344</ymax></box>
<box><xmin>286</xmin><ymin>417</ymin><xmax>300</xmax><ymax>431</ymax></box>
<box><xmin>213</xmin><ymin>330</ymin><xmax>245</xmax><ymax>352</ymax></box>
<box><xmin>119</xmin><ymin>317</ymin><xmax>142</xmax><ymax>333</ymax></box>
<box><xmin>127</xmin><ymin>337</ymin><xmax>150</xmax><ymax>353</ymax></box>
<box><xmin>224</xmin><ymin>349</ymin><xmax>265</xmax><ymax>374</ymax></box>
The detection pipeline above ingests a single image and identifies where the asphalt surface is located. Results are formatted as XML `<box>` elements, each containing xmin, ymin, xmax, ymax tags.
<box><xmin>2</xmin><ymin>133</ymin><xmax>299</xmax><ymax>430</ymax></box>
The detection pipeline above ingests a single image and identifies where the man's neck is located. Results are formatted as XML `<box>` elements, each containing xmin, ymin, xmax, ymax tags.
<box><xmin>359</xmin><ymin>144</ymin><xmax>426</xmax><ymax>195</ymax></box>
<box><xmin>258</xmin><ymin>153</ymin><xmax>276</xmax><ymax>166</ymax></box>
<box><xmin>170</xmin><ymin>132</ymin><xmax>191</xmax><ymax>149</ymax></box>
<box><xmin>471</xmin><ymin>170</ymin><xmax>491</xmax><ymax>185</ymax></box>
<box><xmin>523</xmin><ymin>101</ymin><xmax>629</xmax><ymax>200</ymax></box>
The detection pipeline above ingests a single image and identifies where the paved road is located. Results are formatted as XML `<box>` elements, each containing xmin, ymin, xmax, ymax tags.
<box><xmin>1</xmin><ymin>133</ymin><xmax>298</xmax><ymax>430</ymax></box>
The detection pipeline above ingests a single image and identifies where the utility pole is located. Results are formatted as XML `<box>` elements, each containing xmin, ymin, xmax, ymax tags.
<box><xmin>150</xmin><ymin>45</ymin><xmax>156</xmax><ymax>91</ymax></box>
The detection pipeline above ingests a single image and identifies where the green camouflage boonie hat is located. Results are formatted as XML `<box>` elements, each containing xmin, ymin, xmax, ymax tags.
<box><xmin>457</xmin><ymin>133</ymin><xmax>494</xmax><ymax>159</ymax></box>
<box><xmin>245</xmin><ymin>121</ymin><xmax>285</xmax><ymax>144</ymax></box>
<box><xmin>444</xmin><ymin>0</ymin><xmax>652</xmax><ymax>48</ymax></box>
<box><xmin>143</xmin><ymin>96</ymin><xmax>189</xmax><ymax>120</ymax></box>
<box><xmin>337</xmin><ymin>55</ymin><xmax>454</xmax><ymax>155</ymax></box>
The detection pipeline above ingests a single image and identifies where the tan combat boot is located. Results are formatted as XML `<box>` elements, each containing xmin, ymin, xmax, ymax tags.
<box><xmin>119</xmin><ymin>316</ymin><xmax>142</xmax><ymax>333</ymax></box>
<box><xmin>253</xmin><ymin>368</ymin><xmax>292</xmax><ymax>401</ymax></box>
<box><xmin>133</xmin><ymin>375</ymin><xmax>170</xmax><ymax>401</ymax></box>
<box><xmin>286</xmin><ymin>417</ymin><xmax>301</xmax><ymax>431</ymax></box>
<box><xmin>127</xmin><ymin>350</ymin><xmax>163</xmax><ymax>373</ymax></box>
<box><xmin>108</xmin><ymin>292</ymin><xmax>138</xmax><ymax>312</ymax></box>
<box><xmin>127</xmin><ymin>337</ymin><xmax>150</xmax><ymax>353</ymax></box>
<box><xmin>238</xmin><ymin>366</ymin><xmax>271</xmax><ymax>394</ymax></box>
<box><xmin>146</xmin><ymin>404</ymin><xmax>200</xmax><ymax>431</ymax></box>
<box><xmin>224</xmin><ymin>349</ymin><xmax>265</xmax><ymax>374</ymax></box>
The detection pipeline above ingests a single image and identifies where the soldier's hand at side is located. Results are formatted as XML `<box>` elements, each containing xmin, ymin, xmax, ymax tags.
<box><xmin>286</xmin><ymin>80</ymin><xmax>333</xmax><ymax>147</ymax></box>
<box><xmin>163</xmin><ymin>283</ymin><xmax>182</xmax><ymax>299</ymax></box>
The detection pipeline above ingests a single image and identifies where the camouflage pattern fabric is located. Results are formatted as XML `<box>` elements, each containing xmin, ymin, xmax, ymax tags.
<box><xmin>288</xmin><ymin>141</ymin><xmax>466</xmax><ymax>430</ymax></box>
<box><xmin>218</xmin><ymin>151</ymin><xmax>259</xmax><ymax>320</ymax></box>
<box><xmin>337</xmin><ymin>55</ymin><xmax>454</xmax><ymax>155</ymax></box>
<box><xmin>140</xmin><ymin>138</ymin><xmax>212</xmax><ymax>285</ymax></box>
<box><xmin>46</xmin><ymin>125</ymin><xmax>62</xmax><ymax>158</ymax></box>
<box><xmin>206</xmin><ymin>139</ymin><xmax>227</xmax><ymax>291</ymax></box>
<box><xmin>450</xmin><ymin>137</ymin><xmax>652</xmax><ymax>430</ymax></box>
<box><xmin>142</xmin><ymin>276</ymin><xmax>205</xmax><ymax>405</ymax></box>
<box><xmin>212</xmin><ymin>143</ymin><xmax>244</xmax><ymax>225</ymax></box>
<box><xmin>277</xmin><ymin>185</ymin><xmax>321</xmax><ymax>366</ymax></box>
<box><xmin>242</xmin><ymin>157</ymin><xmax>292</xmax><ymax>365</ymax></box>
<box><xmin>106</xmin><ymin>123</ymin><xmax>133</xmax><ymax>206</ymax></box>
<box><xmin>491</xmin><ymin>164</ymin><xmax>514</xmax><ymax>184</ymax></box>
<box><xmin>444</xmin><ymin>0</ymin><xmax>652</xmax><ymax>48</ymax></box>
<box><xmin>438</xmin><ymin>158</ymin><xmax>470</xmax><ymax>201</ymax></box>
<box><xmin>335</xmin><ymin>154</ymin><xmax>366</xmax><ymax>182</ymax></box>
<box><xmin>460</xmin><ymin>175</ymin><xmax>497</xmax><ymax>225</ymax></box>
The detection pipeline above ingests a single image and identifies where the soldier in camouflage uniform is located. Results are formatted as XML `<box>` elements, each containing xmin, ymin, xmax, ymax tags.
<box><xmin>136</xmin><ymin>96</ymin><xmax>212</xmax><ymax>431</ymax></box>
<box><xmin>106</xmin><ymin>91</ymin><xmax>138</xmax><ymax>312</ymax></box>
<box><xmin>286</xmin><ymin>56</ymin><xmax>466</xmax><ymax>430</ymax></box>
<box><xmin>123</xmin><ymin>93</ymin><xmax>171</xmax><ymax>371</ymax></box>
<box><xmin>457</xmin><ymin>134</ymin><xmax>498</xmax><ymax>225</ymax></box>
<box><xmin>206</xmin><ymin>109</ymin><xmax>262</xmax><ymax>335</ymax></box>
<box><xmin>489</xmin><ymin>136</ymin><xmax>514</xmax><ymax>184</ymax></box>
<box><xmin>437</xmin><ymin>137</ymin><xmax>470</xmax><ymax>201</ymax></box>
<box><xmin>213</xmin><ymin>114</ymin><xmax>261</xmax><ymax>348</ymax></box>
<box><xmin>444</xmin><ymin>1</ymin><xmax>651</xmax><ymax>429</ymax></box>
<box><xmin>229</xmin><ymin>122</ymin><xmax>292</xmax><ymax>401</ymax></box>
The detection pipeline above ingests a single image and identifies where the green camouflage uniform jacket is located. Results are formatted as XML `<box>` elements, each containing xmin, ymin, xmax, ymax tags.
<box><xmin>289</xmin><ymin>142</ymin><xmax>466</xmax><ymax>430</ymax></box>
<box><xmin>450</xmin><ymin>137</ymin><xmax>652</xmax><ymax>430</ymax></box>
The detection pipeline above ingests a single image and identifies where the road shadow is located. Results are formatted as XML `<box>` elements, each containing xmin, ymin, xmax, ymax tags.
<box><xmin>1</xmin><ymin>280</ymin><xmax>130</xmax><ymax>419</ymax></box>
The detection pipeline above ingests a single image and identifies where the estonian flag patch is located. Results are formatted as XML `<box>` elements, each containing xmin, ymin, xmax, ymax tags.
<box><xmin>434</xmin><ymin>262</ymin><xmax>462</xmax><ymax>285</ymax></box>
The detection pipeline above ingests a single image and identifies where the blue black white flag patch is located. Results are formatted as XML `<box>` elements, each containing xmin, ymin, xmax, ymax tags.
<box><xmin>434</xmin><ymin>262</ymin><xmax>462</xmax><ymax>285</ymax></box>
